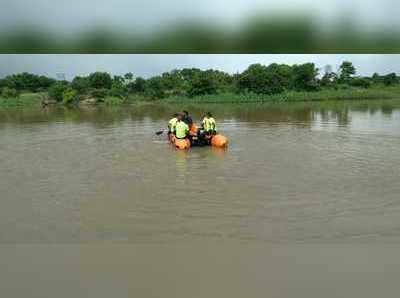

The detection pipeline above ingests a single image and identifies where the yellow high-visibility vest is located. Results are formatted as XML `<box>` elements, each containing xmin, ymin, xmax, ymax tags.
<box><xmin>203</xmin><ymin>117</ymin><xmax>217</xmax><ymax>132</ymax></box>
<box><xmin>175</xmin><ymin>121</ymin><xmax>189</xmax><ymax>138</ymax></box>
<box><xmin>168</xmin><ymin>117</ymin><xmax>178</xmax><ymax>132</ymax></box>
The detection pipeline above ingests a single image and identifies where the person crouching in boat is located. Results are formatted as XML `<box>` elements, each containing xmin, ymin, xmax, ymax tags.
<box><xmin>168</xmin><ymin>113</ymin><xmax>178</xmax><ymax>136</ymax></box>
<box><xmin>183</xmin><ymin>110</ymin><xmax>199</xmax><ymax>143</ymax></box>
<box><xmin>175</xmin><ymin>113</ymin><xmax>190</xmax><ymax>140</ymax></box>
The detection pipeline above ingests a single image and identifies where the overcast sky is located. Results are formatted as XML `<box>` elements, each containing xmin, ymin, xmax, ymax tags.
<box><xmin>1</xmin><ymin>55</ymin><xmax>400</xmax><ymax>79</ymax></box>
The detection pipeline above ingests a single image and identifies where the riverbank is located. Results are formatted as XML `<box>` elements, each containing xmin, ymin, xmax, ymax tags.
<box><xmin>162</xmin><ymin>86</ymin><xmax>400</xmax><ymax>103</ymax></box>
<box><xmin>0</xmin><ymin>92</ymin><xmax>45</xmax><ymax>107</ymax></box>
<box><xmin>1</xmin><ymin>86</ymin><xmax>400</xmax><ymax>107</ymax></box>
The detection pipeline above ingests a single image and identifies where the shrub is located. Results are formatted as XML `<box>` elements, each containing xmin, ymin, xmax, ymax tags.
<box><xmin>383</xmin><ymin>73</ymin><xmax>399</xmax><ymax>86</ymax></box>
<box><xmin>90</xmin><ymin>88</ymin><xmax>108</xmax><ymax>99</ymax></box>
<box><xmin>335</xmin><ymin>84</ymin><xmax>351</xmax><ymax>90</ymax></box>
<box><xmin>104</xmin><ymin>96</ymin><xmax>125</xmax><ymax>105</ymax></box>
<box><xmin>108</xmin><ymin>84</ymin><xmax>127</xmax><ymax>99</ymax></box>
<box><xmin>351</xmin><ymin>77</ymin><xmax>372</xmax><ymax>88</ymax></box>
<box><xmin>48</xmin><ymin>81</ymin><xmax>69</xmax><ymax>102</ymax></box>
<box><xmin>62</xmin><ymin>88</ymin><xmax>78</xmax><ymax>105</ymax></box>
<box><xmin>1</xmin><ymin>87</ymin><xmax>19</xmax><ymax>98</ymax></box>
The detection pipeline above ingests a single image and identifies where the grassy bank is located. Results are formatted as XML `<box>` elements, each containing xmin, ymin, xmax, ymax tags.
<box><xmin>0</xmin><ymin>93</ymin><xmax>44</xmax><ymax>107</ymax></box>
<box><xmin>1</xmin><ymin>86</ymin><xmax>400</xmax><ymax>107</ymax></box>
<box><xmin>161</xmin><ymin>86</ymin><xmax>400</xmax><ymax>104</ymax></box>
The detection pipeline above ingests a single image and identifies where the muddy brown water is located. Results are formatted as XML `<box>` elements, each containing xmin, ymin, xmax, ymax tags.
<box><xmin>1</xmin><ymin>100</ymin><xmax>400</xmax><ymax>243</ymax></box>
<box><xmin>1</xmin><ymin>100</ymin><xmax>400</xmax><ymax>298</ymax></box>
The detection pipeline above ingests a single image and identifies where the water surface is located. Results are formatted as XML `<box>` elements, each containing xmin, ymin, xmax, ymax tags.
<box><xmin>1</xmin><ymin>100</ymin><xmax>400</xmax><ymax>243</ymax></box>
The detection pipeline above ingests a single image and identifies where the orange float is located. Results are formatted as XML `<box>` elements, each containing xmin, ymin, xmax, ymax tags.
<box><xmin>211</xmin><ymin>134</ymin><xmax>229</xmax><ymax>148</ymax></box>
<box><xmin>169</xmin><ymin>134</ymin><xmax>191</xmax><ymax>150</ymax></box>
<box><xmin>189</xmin><ymin>123</ymin><xmax>199</xmax><ymax>136</ymax></box>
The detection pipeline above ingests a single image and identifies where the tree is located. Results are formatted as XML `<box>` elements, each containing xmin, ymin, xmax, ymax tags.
<box><xmin>124</xmin><ymin>72</ymin><xmax>134</xmax><ymax>83</ymax></box>
<box><xmin>383</xmin><ymin>73</ymin><xmax>399</xmax><ymax>86</ymax></box>
<box><xmin>71</xmin><ymin>76</ymin><xmax>90</xmax><ymax>93</ymax></box>
<box><xmin>48</xmin><ymin>81</ymin><xmax>69</xmax><ymax>102</ymax></box>
<box><xmin>108</xmin><ymin>81</ymin><xmax>128</xmax><ymax>99</ymax></box>
<box><xmin>180</xmin><ymin>68</ymin><xmax>202</xmax><ymax>82</ymax></box>
<box><xmin>237</xmin><ymin>63</ymin><xmax>290</xmax><ymax>95</ymax></box>
<box><xmin>1</xmin><ymin>78</ymin><xmax>17</xmax><ymax>89</ymax></box>
<box><xmin>207</xmin><ymin>69</ymin><xmax>234</xmax><ymax>93</ymax></box>
<box><xmin>161</xmin><ymin>70</ymin><xmax>184</xmax><ymax>94</ymax></box>
<box><xmin>145</xmin><ymin>76</ymin><xmax>165</xmax><ymax>99</ymax></box>
<box><xmin>128</xmin><ymin>77</ymin><xmax>146</xmax><ymax>93</ymax></box>
<box><xmin>2</xmin><ymin>73</ymin><xmax>55</xmax><ymax>92</ymax></box>
<box><xmin>372</xmin><ymin>72</ymin><xmax>381</xmax><ymax>84</ymax></box>
<box><xmin>270</xmin><ymin>63</ymin><xmax>293</xmax><ymax>90</ymax></box>
<box><xmin>339</xmin><ymin>61</ymin><xmax>356</xmax><ymax>83</ymax></box>
<box><xmin>88</xmin><ymin>72</ymin><xmax>112</xmax><ymax>89</ymax></box>
<box><xmin>321</xmin><ymin>72</ymin><xmax>338</xmax><ymax>88</ymax></box>
<box><xmin>292</xmin><ymin>63</ymin><xmax>319</xmax><ymax>91</ymax></box>
<box><xmin>237</xmin><ymin>64</ymin><xmax>269</xmax><ymax>94</ymax></box>
<box><xmin>113</xmin><ymin>75</ymin><xmax>125</xmax><ymax>85</ymax></box>
<box><xmin>188</xmin><ymin>71</ymin><xmax>217</xmax><ymax>97</ymax></box>
<box><xmin>37</xmin><ymin>75</ymin><xmax>56</xmax><ymax>91</ymax></box>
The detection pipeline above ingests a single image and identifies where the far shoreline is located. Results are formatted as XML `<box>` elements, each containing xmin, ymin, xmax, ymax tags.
<box><xmin>1</xmin><ymin>86</ymin><xmax>400</xmax><ymax>108</ymax></box>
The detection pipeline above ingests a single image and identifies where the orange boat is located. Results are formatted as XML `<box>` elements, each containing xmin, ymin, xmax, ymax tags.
<box><xmin>168</xmin><ymin>124</ymin><xmax>229</xmax><ymax>150</ymax></box>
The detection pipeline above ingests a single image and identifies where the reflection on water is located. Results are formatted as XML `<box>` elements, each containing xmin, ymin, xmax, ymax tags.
<box><xmin>175</xmin><ymin>149</ymin><xmax>189</xmax><ymax>183</ymax></box>
<box><xmin>1</xmin><ymin>100</ymin><xmax>400</xmax><ymax>244</ymax></box>
<box><xmin>1</xmin><ymin>100</ymin><xmax>399</xmax><ymax>127</ymax></box>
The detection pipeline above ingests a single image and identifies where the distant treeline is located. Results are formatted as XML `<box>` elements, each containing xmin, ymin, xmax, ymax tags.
<box><xmin>1</xmin><ymin>61</ymin><xmax>399</xmax><ymax>104</ymax></box>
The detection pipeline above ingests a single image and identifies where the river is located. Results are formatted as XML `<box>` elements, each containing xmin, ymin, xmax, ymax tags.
<box><xmin>1</xmin><ymin>100</ymin><xmax>400</xmax><ymax>297</ymax></box>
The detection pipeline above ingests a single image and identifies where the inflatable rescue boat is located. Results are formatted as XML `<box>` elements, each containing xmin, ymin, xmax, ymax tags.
<box><xmin>169</xmin><ymin>124</ymin><xmax>229</xmax><ymax>150</ymax></box>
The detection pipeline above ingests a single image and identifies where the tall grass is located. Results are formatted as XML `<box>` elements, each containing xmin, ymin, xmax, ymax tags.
<box><xmin>161</xmin><ymin>86</ymin><xmax>400</xmax><ymax>103</ymax></box>
<box><xmin>103</xmin><ymin>96</ymin><xmax>126</xmax><ymax>105</ymax></box>
<box><xmin>0</xmin><ymin>93</ymin><xmax>43</xmax><ymax>107</ymax></box>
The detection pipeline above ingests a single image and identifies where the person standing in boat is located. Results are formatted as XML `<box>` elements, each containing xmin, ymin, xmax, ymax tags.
<box><xmin>175</xmin><ymin>113</ymin><xmax>190</xmax><ymax>139</ymax></box>
<box><xmin>182</xmin><ymin>110</ymin><xmax>193</xmax><ymax>126</ymax></box>
<box><xmin>183</xmin><ymin>110</ymin><xmax>199</xmax><ymax>142</ymax></box>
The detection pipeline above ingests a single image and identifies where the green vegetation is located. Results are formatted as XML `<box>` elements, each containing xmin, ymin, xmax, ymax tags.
<box><xmin>48</xmin><ymin>81</ymin><xmax>69</xmax><ymax>102</ymax></box>
<box><xmin>0</xmin><ymin>92</ymin><xmax>43</xmax><ymax>107</ymax></box>
<box><xmin>161</xmin><ymin>86</ymin><xmax>400</xmax><ymax>103</ymax></box>
<box><xmin>1</xmin><ymin>61</ymin><xmax>400</xmax><ymax>107</ymax></box>
<box><xmin>62</xmin><ymin>88</ymin><xmax>78</xmax><ymax>105</ymax></box>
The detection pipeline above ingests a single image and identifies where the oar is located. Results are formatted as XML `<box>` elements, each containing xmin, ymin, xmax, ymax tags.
<box><xmin>155</xmin><ymin>130</ymin><xmax>164</xmax><ymax>135</ymax></box>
